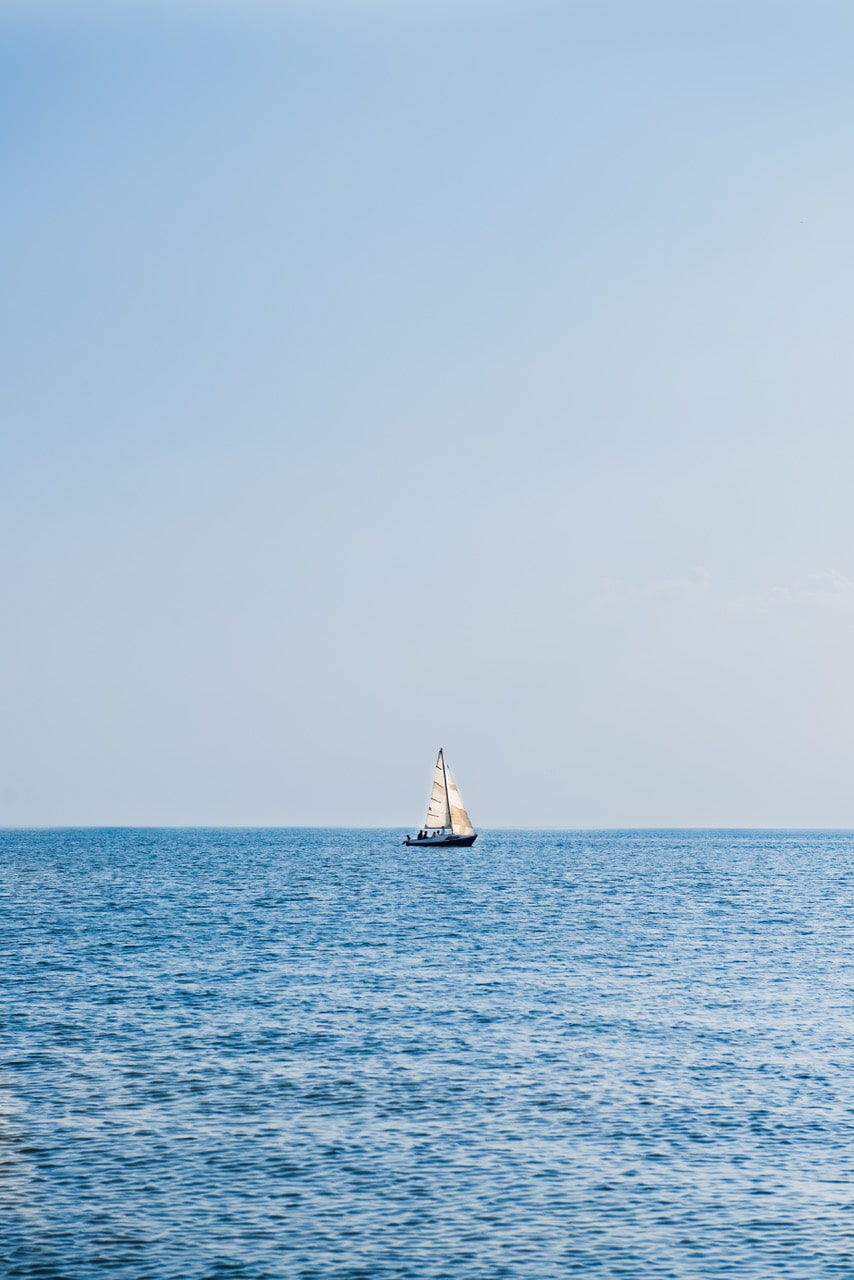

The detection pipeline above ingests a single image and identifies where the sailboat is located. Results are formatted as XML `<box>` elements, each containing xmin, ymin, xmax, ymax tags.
<box><xmin>403</xmin><ymin>749</ymin><xmax>477</xmax><ymax>847</ymax></box>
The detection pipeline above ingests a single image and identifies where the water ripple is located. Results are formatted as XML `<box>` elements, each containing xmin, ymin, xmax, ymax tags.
<box><xmin>3</xmin><ymin>828</ymin><xmax>854</xmax><ymax>1277</ymax></box>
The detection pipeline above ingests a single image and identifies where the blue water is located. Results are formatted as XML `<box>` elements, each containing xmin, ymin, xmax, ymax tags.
<box><xmin>3</xmin><ymin>829</ymin><xmax>854</xmax><ymax>1278</ymax></box>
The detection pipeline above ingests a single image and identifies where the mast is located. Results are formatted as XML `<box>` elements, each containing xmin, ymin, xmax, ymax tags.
<box><xmin>440</xmin><ymin>748</ymin><xmax>450</xmax><ymax>832</ymax></box>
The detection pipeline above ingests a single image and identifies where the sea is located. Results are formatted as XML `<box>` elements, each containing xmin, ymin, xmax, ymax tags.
<box><xmin>3</xmin><ymin>828</ymin><xmax>854</xmax><ymax>1279</ymax></box>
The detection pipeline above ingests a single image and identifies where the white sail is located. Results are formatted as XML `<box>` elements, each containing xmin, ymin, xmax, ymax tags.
<box><xmin>423</xmin><ymin>750</ymin><xmax>451</xmax><ymax>829</ymax></box>
<box><xmin>445</xmin><ymin>763</ymin><xmax>475</xmax><ymax>835</ymax></box>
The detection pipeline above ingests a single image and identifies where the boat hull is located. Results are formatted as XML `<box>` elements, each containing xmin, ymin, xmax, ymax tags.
<box><xmin>403</xmin><ymin>833</ymin><xmax>477</xmax><ymax>848</ymax></box>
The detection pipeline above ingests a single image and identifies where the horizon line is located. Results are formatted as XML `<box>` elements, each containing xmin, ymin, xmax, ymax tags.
<box><xmin>2</xmin><ymin>824</ymin><xmax>854</xmax><ymax>834</ymax></box>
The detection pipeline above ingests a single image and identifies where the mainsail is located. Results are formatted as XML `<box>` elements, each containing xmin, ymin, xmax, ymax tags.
<box><xmin>445</xmin><ymin>763</ymin><xmax>475</xmax><ymax>836</ymax></box>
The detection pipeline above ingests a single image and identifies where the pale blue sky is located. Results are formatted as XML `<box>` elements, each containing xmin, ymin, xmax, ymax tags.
<box><xmin>3</xmin><ymin>0</ymin><xmax>854</xmax><ymax>827</ymax></box>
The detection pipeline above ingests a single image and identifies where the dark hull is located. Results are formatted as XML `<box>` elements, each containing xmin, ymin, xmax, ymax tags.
<box><xmin>403</xmin><ymin>834</ymin><xmax>477</xmax><ymax>848</ymax></box>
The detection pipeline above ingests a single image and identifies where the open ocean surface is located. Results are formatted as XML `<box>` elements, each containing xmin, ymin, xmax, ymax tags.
<box><xmin>3</xmin><ymin>828</ymin><xmax>854</xmax><ymax>1279</ymax></box>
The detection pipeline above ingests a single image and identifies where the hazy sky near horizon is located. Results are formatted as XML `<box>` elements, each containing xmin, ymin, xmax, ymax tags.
<box><xmin>4</xmin><ymin>0</ymin><xmax>854</xmax><ymax>827</ymax></box>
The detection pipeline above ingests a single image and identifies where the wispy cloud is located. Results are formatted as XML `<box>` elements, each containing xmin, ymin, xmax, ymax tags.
<box><xmin>593</xmin><ymin>567</ymin><xmax>854</xmax><ymax>621</ymax></box>
<box><xmin>769</xmin><ymin>569</ymin><xmax>854</xmax><ymax>613</ymax></box>
<box><xmin>593</xmin><ymin>567</ymin><xmax>711</xmax><ymax>614</ymax></box>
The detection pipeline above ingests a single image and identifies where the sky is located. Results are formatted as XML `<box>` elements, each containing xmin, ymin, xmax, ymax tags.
<box><xmin>3</xmin><ymin>0</ymin><xmax>854</xmax><ymax>828</ymax></box>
